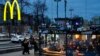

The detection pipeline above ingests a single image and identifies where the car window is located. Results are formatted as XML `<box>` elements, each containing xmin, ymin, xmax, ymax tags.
<box><xmin>19</xmin><ymin>36</ymin><xmax>23</xmax><ymax>38</ymax></box>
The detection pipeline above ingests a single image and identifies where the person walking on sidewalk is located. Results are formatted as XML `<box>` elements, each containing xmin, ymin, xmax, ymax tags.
<box><xmin>22</xmin><ymin>38</ymin><xmax>30</xmax><ymax>55</ymax></box>
<box><xmin>96</xmin><ymin>43</ymin><xmax>100</xmax><ymax>56</ymax></box>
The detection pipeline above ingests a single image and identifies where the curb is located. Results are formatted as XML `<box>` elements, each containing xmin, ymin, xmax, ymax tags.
<box><xmin>0</xmin><ymin>41</ymin><xmax>11</xmax><ymax>45</ymax></box>
<box><xmin>0</xmin><ymin>46</ymin><xmax>33</xmax><ymax>54</ymax></box>
<box><xmin>0</xmin><ymin>47</ymin><xmax>22</xmax><ymax>54</ymax></box>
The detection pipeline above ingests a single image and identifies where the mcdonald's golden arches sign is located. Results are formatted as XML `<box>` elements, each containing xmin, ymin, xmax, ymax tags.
<box><xmin>3</xmin><ymin>0</ymin><xmax>21</xmax><ymax>21</ymax></box>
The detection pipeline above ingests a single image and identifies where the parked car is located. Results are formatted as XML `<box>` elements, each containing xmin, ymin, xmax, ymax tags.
<box><xmin>0</xmin><ymin>33</ymin><xmax>10</xmax><ymax>41</ymax></box>
<box><xmin>11</xmin><ymin>34</ymin><xmax>24</xmax><ymax>43</ymax></box>
<box><xmin>77</xmin><ymin>27</ymin><xmax>89</xmax><ymax>31</ymax></box>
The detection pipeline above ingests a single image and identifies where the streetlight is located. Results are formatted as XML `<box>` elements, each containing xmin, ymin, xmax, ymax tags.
<box><xmin>64</xmin><ymin>0</ymin><xmax>68</xmax><ymax>56</ymax></box>
<box><xmin>54</xmin><ymin>0</ymin><xmax>61</xmax><ymax>44</ymax></box>
<box><xmin>54</xmin><ymin>0</ymin><xmax>61</xmax><ymax>19</ymax></box>
<box><xmin>69</xmin><ymin>8</ymin><xmax>74</xmax><ymax>18</ymax></box>
<box><xmin>64</xmin><ymin>0</ymin><xmax>67</xmax><ymax>18</ymax></box>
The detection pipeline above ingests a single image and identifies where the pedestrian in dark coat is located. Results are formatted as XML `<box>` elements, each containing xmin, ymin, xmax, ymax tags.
<box><xmin>96</xmin><ymin>43</ymin><xmax>100</xmax><ymax>56</ymax></box>
<box><xmin>29</xmin><ymin>37</ymin><xmax>39</xmax><ymax>52</ymax></box>
<box><xmin>22</xmin><ymin>38</ymin><xmax>30</xmax><ymax>55</ymax></box>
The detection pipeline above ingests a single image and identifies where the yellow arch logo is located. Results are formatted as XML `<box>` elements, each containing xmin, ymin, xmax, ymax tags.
<box><xmin>3</xmin><ymin>0</ymin><xmax>21</xmax><ymax>21</ymax></box>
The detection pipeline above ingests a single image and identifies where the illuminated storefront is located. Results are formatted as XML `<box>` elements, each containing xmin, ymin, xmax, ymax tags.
<box><xmin>73</xmin><ymin>34</ymin><xmax>87</xmax><ymax>41</ymax></box>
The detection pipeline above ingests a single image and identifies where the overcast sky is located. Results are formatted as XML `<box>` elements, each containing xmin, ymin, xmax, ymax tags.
<box><xmin>44</xmin><ymin>0</ymin><xmax>100</xmax><ymax>20</ymax></box>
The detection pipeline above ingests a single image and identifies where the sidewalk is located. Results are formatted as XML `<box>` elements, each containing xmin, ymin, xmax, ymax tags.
<box><xmin>0</xmin><ymin>49</ymin><xmax>36</xmax><ymax>56</ymax></box>
<box><xmin>0</xmin><ymin>41</ymin><xmax>11</xmax><ymax>45</ymax></box>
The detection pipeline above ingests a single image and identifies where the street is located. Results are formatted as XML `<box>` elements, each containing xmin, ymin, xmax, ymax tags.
<box><xmin>0</xmin><ymin>42</ymin><xmax>21</xmax><ymax>49</ymax></box>
<box><xmin>0</xmin><ymin>0</ymin><xmax>100</xmax><ymax>56</ymax></box>
<box><xmin>0</xmin><ymin>42</ymin><xmax>22</xmax><ymax>54</ymax></box>
<box><xmin>0</xmin><ymin>49</ymin><xmax>35</xmax><ymax>56</ymax></box>
<box><xmin>0</xmin><ymin>41</ymin><xmax>11</xmax><ymax>45</ymax></box>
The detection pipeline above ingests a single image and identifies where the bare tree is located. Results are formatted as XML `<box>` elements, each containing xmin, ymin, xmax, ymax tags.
<box><xmin>33</xmin><ymin>0</ymin><xmax>47</xmax><ymax>32</ymax></box>
<box><xmin>20</xmin><ymin>0</ymin><xmax>32</xmax><ymax>12</ymax></box>
<box><xmin>19</xmin><ymin>0</ymin><xmax>32</xmax><ymax>32</ymax></box>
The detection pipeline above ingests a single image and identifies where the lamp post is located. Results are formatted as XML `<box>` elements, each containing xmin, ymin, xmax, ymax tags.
<box><xmin>39</xmin><ymin>29</ymin><xmax>42</xmax><ymax>56</ymax></box>
<box><xmin>54</xmin><ymin>0</ymin><xmax>61</xmax><ymax>19</ymax></box>
<box><xmin>42</xmin><ymin>0</ymin><xmax>46</xmax><ymax>24</ymax></box>
<box><xmin>64</xmin><ymin>0</ymin><xmax>67</xmax><ymax>18</ymax></box>
<box><xmin>54</xmin><ymin>0</ymin><xmax>61</xmax><ymax>44</ymax></box>
<box><xmin>69</xmin><ymin>8</ymin><xmax>74</xmax><ymax>18</ymax></box>
<box><xmin>64</xmin><ymin>0</ymin><xmax>68</xmax><ymax>56</ymax></box>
